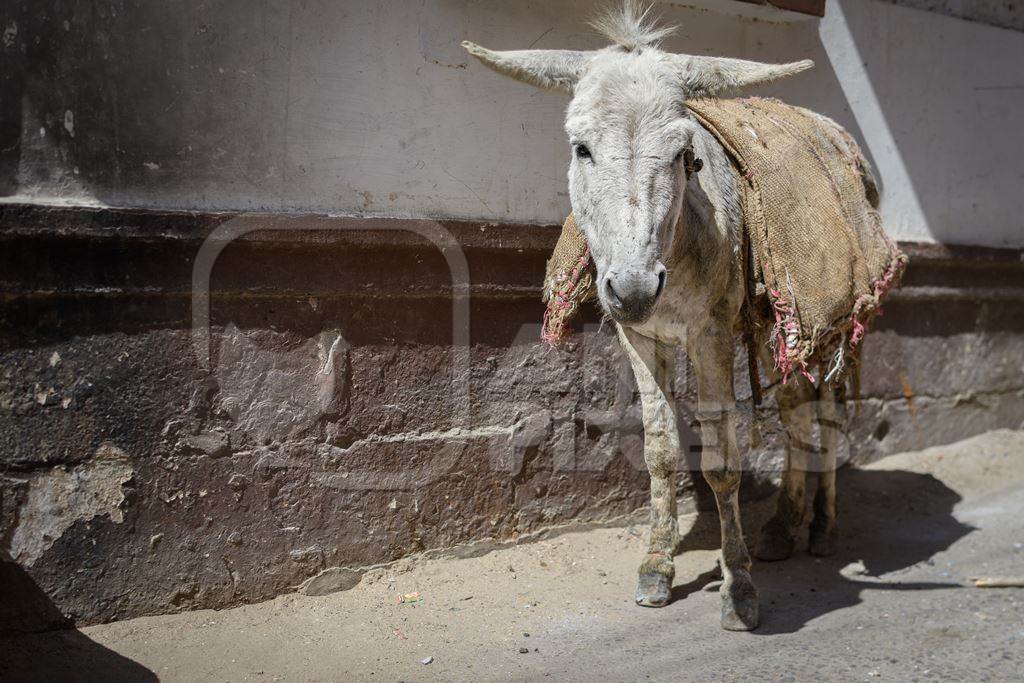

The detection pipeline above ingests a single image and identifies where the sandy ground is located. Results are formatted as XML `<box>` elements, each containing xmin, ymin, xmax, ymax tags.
<box><xmin>5</xmin><ymin>429</ymin><xmax>1024</xmax><ymax>682</ymax></box>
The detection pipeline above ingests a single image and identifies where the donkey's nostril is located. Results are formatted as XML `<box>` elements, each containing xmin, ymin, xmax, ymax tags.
<box><xmin>655</xmin><ymin>268</ymin><xmax>667</xmax><ymax>299</ymax></box>
<box><xmin>604</xmin><ymin>274</ymin><xmax>624</xmax><ymax>308</ymax></box>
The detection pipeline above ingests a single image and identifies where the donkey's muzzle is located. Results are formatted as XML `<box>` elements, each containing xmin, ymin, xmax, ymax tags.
<box><xmin>601</xmin><ymin>263</ymin><xmax>666</xmax><ymax>324</ymax></box>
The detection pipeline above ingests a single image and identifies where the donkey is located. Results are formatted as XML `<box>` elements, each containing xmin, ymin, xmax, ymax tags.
<box><xmin>464</xmin><ymin>3</ymin><xmax>862</xmax><ymax>631</ymax></box>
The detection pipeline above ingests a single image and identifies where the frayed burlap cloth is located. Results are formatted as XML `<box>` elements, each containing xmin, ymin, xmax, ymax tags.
<box><xmin>542</xmin><ymin>97</ymin><xmax>908</xmax><ymax>386</ymax></box>
<box><xmin>542</xmin><ymin>214</ymin><xmax>597</xmax><ymax>344</ymax></box>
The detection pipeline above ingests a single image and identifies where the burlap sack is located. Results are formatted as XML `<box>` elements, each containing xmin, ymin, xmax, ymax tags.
<box><xmin>686</xmin><ymin>97</ymin><xmax>906</xmax><ymax>382</ymax></box>
<box><xmin>541</xmin><ymin>214</ymin><xmax>597</xmax><ymax>344</ymax></box>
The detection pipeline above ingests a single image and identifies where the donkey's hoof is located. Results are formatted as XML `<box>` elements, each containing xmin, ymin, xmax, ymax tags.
<box><xmin>635</xmin><ymin>571</ymin><xmax>672</xmax><ymax>607</ymax></box>
<box><xmin>754</xmin><ymin>520</ymin><xmax>795</xmax><ymax>562</ymax></box>
<box><xmin>720</xmin><ymin>581</ymin><xmax>759</xmax><ymax>631</ymax></box>
<box><xmin>808</xmin><ymin>525</ymin><xmax>837</xmax><ymax>557</ymax></box>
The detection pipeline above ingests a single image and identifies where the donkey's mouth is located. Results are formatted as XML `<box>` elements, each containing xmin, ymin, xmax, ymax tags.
<box><xmin>601</xmin><ymin>296</ymin><xmax>660</xmax><ymax>326</ymax></box>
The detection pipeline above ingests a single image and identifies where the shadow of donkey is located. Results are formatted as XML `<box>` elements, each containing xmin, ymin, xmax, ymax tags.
<box><xmin>672</xmin><ymin>467</ymin><xmax>973</xmax><ymax>635</ymax></box>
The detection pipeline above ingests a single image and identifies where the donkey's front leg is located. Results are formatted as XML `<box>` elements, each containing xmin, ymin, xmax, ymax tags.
<box><xmin>618</xmin><ymin>326</ymin><xmax>680</xmax><ymax>608</ymax></box>
<box><xmin>688</xmin><ymin>323</ymin><xmax>759</xmax><ymax>631</ymax></box>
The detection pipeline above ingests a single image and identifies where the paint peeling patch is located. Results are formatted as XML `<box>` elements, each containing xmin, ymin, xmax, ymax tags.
<box><xmin>2</xmin><ymin>21</ymin><xmax>16</xmax><ymax>48</ymax></box>
<box><xmin>8</xmin><ymin>443</ymin><xmax>133</xmax><ymax>567</ymax></box>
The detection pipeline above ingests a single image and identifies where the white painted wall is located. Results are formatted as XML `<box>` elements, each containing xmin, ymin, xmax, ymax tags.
<box><xmin>9</xmin><ymin>0</ymin><xmax>1024</xmax><ymax>247</ymax></box>
<box><xmin>818</xmin><ymin>1</ymin><xmax>1024</xmax><ymax>247</ymax></box>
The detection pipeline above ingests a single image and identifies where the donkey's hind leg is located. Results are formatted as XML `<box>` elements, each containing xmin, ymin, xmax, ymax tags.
<box><xmin>809</xmin><ymin>382</ymin><xmax>846</xmax><ymax>556</ymax></box>
<box><xmin>618</xmin><ymin>326</ymin><xmax>680</xmax><ymax>608</ymax></box>
<box><xmin>754</xmin><ymin>376</ymin><xmax>817</xmax><ymax>561</ymax></box>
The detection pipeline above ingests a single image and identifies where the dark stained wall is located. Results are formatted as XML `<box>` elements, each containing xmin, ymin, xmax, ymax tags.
<box><xmin>3</xmin><ymin>205</ymin><xmax>1024</xmax><ymax>624</ymax></box>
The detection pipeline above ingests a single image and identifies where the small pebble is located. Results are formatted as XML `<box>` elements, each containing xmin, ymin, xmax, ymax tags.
<box><xmin>421</xmin><ymin>656</ymin><xmax>433</xmax><ymax>665</ymax></box>
<box><xmin>523</xmin><ymin>632</ymin><xmax>530</xmax><ymax>638</ymax></box>
<box><xmin>840</xmin><ymin>559</ymin><xmax>868</xmax><ymax>577</ymax></box>
<box><xmin>519</xmin><ymin>647</ymin><xmax>529</xmax><ymax>654</ymax></box>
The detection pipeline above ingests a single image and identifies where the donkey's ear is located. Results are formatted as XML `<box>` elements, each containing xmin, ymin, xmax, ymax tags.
<box><xmin>462</xmin><ymin>41</ymin><xmax>594</xmax><ymax>94</ymax></box>
<box><xmin>674</xmin><ymin>55</ymin><xmax>814</xmax><ymax>96</ymax></box>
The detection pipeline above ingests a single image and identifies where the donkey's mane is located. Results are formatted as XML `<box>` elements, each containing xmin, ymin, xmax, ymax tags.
<box><xmin>589</xmin><ymin>1</ymin><xmax>677</xmax><ymax>52</ymax></box>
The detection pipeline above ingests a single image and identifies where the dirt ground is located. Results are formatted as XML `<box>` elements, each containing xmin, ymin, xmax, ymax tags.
<box><xmin>5</xmin><ymin>429</ymin><xmax>1024</xmax><ymax>681</ymax></box>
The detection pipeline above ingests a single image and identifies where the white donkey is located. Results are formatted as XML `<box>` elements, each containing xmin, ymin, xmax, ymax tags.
<box><xmin>465</xmin><ymin>3</ymin><xmax>859</xmax><ymax>631</ymax></box>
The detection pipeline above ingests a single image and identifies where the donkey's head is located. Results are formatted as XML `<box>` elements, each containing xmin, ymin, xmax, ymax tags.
<box><xmin>464</xmin><ymin>2</ymin><xmax>812</xmax><ymax>325</ymax></box>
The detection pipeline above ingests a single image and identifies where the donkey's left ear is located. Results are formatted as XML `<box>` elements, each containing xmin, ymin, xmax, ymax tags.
<box><xmin>674</xmin><ymin>54</ymin><xmax>814</xmax><ymax>96</ymax></box>
<box><xmin>462</xmin><ymin>41</ymin><xmax>594</xmax><ymax>94</ymax></box>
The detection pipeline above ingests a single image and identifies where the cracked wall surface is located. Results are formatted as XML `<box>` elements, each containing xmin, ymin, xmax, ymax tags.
<box><xmin>2</xmin><ymin>207</ymin><xmax>1023</xmax><ymax>626</ymax></box>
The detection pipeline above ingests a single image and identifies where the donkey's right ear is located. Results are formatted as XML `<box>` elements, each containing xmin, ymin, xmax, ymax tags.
<box><xmin>462</xmin><ymin>41</ymin><xmax>594</xmax><ymax>94</ymax></box>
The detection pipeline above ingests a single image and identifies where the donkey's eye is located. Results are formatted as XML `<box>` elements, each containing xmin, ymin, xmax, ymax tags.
<box><xmin>575</xmin><ymin>144</ymin><xmax>592</xmax><ymax>162</ymax></box>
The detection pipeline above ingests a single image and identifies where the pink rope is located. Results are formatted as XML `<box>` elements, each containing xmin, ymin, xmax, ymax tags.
<box><xmin>768</xmin><ymin>288</ymin><xmax>808</xmax><ymax>383</ymax></box>
<box><xmin>850</xmin><ymin>316</ymin><xmax>866</xmax><ymax>346</ymax></box>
